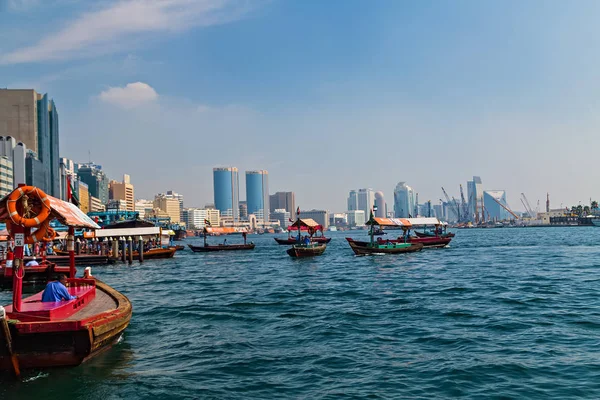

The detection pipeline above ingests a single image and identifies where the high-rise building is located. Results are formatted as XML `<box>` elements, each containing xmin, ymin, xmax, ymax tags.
<box><xmin>78</xmin><ymin>181</ymin><xmax>89</xmax><ymax>213</ymax></box>
<box><xmin>213</xmin><ymin>167</ymin><xmax>239</xmax><ymax>221</ymax></box>
<box><xmin>0</xmin><ymin>89</ymin><xmax>60</xmax><ymax>196</ymax></box>
<box><xmin>135</xmin><ymin>199</ymin><xmax>154</xmax><ymax>220</ymax></box>
<box><xmin>347</xmin><ymin>210</ymin><xmax>366</xmax><ymax>226</ymax></box>
<box><xmin>271</xmin><ymin>208</ymin><xmax>291</xmax><ymax>228</ymax></box>
<box><xmin>164</xmin><ymin>190</ymin><xmax>184</xmax><ymax>221</ymax></box>
<box><xmin>347</xmin><ymin>190</ymin><xmax>358</xmax><ymax>211</ymax></box>
<box><xmin>0</xmin><ymin>156</ymin><xmax>13</xmax><ymax>197</ymax></box>
<box><xmin>154</xmin><ymin>194</ymin><xmax>181</xmax><ymax>223</ymax></box>
<box><xmin>239</xmin><ymin>201</ymin><xmax>248</xmax><ymax>220</ymax></box>
<box><xmin>205</xmin><ymin>208</ymin><xmax>221</xmax><ymax>227</ymax></box>
<box><xmin>467</xmin><ymin>176</ymin><xmax>483</xmax><ymax>222</ymax></box>
<box><xmin>269</xmin><ymin>192</ymin><xmax>296</xmax><ymax>219</ymax></box>
<box><xmin>246</xmin><ymin>170</ymin><xmax>269</xmax><ymax>222</ymax></box>
<box><xmin>394</xmin><ymin>182</ymin><xmax>415</xmax><ymax>218</ymax></box>
<box><xmin>109</xmin><ymin>174</ymin><xmax>135</xmax><ymax>211</ymax></box>
<box><xmin>77</xmin><ymin>163</ymin><xmax>109</xmax><ymax>205</ymax></box>
<box><xmin>374</xmin><ymin>191</ymin><xmax>386</xmax><ymax>217</ymax></box>
<box><xmin>182</xmin><ymin>208</ymin><xmax>207</xmax><ymax>229</ymax></box>
<box><xmin>357</xmin><ymin>189</ymin><xmax>375</xmax><ymax>218</ymax></box>
<box><xmin>89</xmin><ymin>195</ymin><xmax>105</xmax><ymax>212</ymax></box>
<box><xmin>483</xmin><ymin>191</ymin><xmax>510</xmax><ymax>221</ymax></box>
<box><xmin>0</xmin><ymin>137</ymin><xmax>26</xmax><ymax>188</ymax></box>
<box><xmin>298</xmin><ymin>209</ymin><xmax>329</xmax><ymax>230</ymax></box>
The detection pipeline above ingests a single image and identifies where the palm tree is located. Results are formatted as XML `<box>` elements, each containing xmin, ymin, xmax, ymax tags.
<box><xmin>592</xmin><ymin>201</ymin><xmax>599</xmax><ymax>210</ymax></box>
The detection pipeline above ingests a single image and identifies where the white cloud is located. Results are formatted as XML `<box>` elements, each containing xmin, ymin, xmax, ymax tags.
<box><xmin>98</xmin><ymin>82</ymin><xmax>158</xmax><ymax>109</ymax></box>
<box><xmin>0</xmin><ymin>0</ymin><xmax>256</xmax><ymax>64</ymax></box>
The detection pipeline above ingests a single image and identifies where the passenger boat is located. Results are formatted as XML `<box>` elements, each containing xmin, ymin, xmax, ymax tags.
<box><xmin>366</xmin><ymin>217</ymin><xmax>453</xmax><ymax>249</ymax></box>
<box><xmin>275</xmin><ymin>210</ymin><xmax>331</xmax><ymax>245</ymax></box>
<box><xmin>286</xmin><ymin>243</ymin><xmax>327</xmax><ymax>258</ymax></box>
<box><xmin>414</xmin><ymin>231</ymin><xmax>455</xmax><ymax>239</ymax></box>
<box><xmin>188</xmin><ymin>228</ymin><xmax>254</xmax><ymax>252</ymax></box>
<box><xmin>346</xmin><ymin>238</ymin><xmax>423</xmax><ymax>255</ymax></box>
<box><xmin>39</xmin><ymin>253</ymin><xmax>113</xmax><ymax>266</ymax></box>
<box><xmin>0</xmin><ymin>261</ymin><xmax>71</xmax><ymax>285</ymax></box>
<box><xmin>284</xmin><ymin>217</ymin><xmax>327</xmax><ymax>257</ymax></box>
<box><xmin>0</xmin><ymin>185</ymin><xmax>131</xmax><ymax>377</ymax></box>
<box><xmin>132</xmin><ymin>247</ymin><xmax>176</xmax><ymax>259</ymax></box>
<box><xmin>385</xmin><ymin>235</ymin><xmax>452</xmax><ymax>248</ymax></box>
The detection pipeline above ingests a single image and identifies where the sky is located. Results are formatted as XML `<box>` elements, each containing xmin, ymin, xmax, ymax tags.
<box><xmin>1</xmin><ymin>0</ymin><xmax>600</xmax><ymax>212</ymax></box>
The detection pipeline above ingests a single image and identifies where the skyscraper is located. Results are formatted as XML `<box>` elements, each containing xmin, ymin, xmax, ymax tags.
<box><xmin>269</xmin><ymin>192</ymin><xmax>295</xmax><ymax>219</ymax></box>
<box><xmin>77</xmin><ymin>163</ymin><xmax>109</xmax><ymax>205</ymax></box>
<box><xmin>374</xmin><ymin>191</ymin><xmax>386</xmax><ymax>217</ymax></box>
<box><xmin>109</xmin><ymin>175</ymin><xmax>135</xmax><ymax>211</ymax></box>
<box><xmin>347</xmin><ymin>190</ymin><xmax>358</xmax><ymax>211</ymax></box>
<box><xmin>358</xmin><ymin>188</ymin><xmax>375</xmax><ymax>218</ymax></box>
<box><xmin>245</xmin><ymin>170</ymin><xmax>269</xmax><ymax>222</ymax></box>
<box><xmin>467</xmin><ymin>176</ymin><xmax>483</xmax><ymax>222</ymax></box>
<box><xmin>213</xmin><ymin>167</ymin><xmax>239</xmax><ymax>221</ymax></box>
<box><xmin>483</xmin><ymin>190</ymin><xmax>510</xmax><ymax>221</ymax></box>
<box><xmin>394</xmin><ymin>182</ymin><xmax>415</xmax><ymax>218</ymax></box>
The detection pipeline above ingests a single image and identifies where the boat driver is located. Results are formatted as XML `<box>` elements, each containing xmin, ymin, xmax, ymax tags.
<box><xmin>41</xmin><ymin>274</ymin><xmax>77</xmax><ymax>302</ymax></box>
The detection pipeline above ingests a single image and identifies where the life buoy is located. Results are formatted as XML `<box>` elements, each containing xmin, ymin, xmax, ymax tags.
<box><xmin>7</xmin><ymin>186</ymin><xmax>51</xmax><ymax>228</ymax></box>
<box><xmin>7</xmin><ymin>220</ymin><xmax>56</xmax><ymax>244</ymax></box>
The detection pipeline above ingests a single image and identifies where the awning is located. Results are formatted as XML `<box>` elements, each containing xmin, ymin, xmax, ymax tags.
<box><xmin>84</xmin><ymin>227</ymin><xmax>161</xmax><ymax>238</ymax></box>
<box><xmin>405</xmin><ymin>217</ymin><xmax>443</xmax><ymax>226</ymax></box>
<box><xmin>289</xmin><ymin>218</ymin><xmax>322</xmax><ymax>230</ymax></box>
<box><xmin>367</xmin><ymin>217</ymin><xmax>412</xmax><ymax>227</ymax></box>
<box><xmin>0</xmin><ymin>192</ymin><xmax>100</xmax><ymax>229</ymax></box>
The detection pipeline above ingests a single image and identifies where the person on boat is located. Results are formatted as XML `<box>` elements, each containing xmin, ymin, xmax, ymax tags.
<box><xmin>41</xmin><ymin>275</ymin><xmax>77</xmax><ymax>302</ymax></box>
<box><xmin>25</xmin><ymin>257</ymin><xmax>39</xmax><ymax>267</ymax></box>
<box><xmin>303</xmin><ymin>236</ymin><xmax>310</xmax><ymax>245</ymax></box>
<box><xmin>83</xmin><ymin>267</ymin><xmax>93</xmax><ymax>279</ymax></box>
<box><xmin>243</xmin><ymin>232</ymin><xmax>247</xmax><ymax>244</ymax></box>
<box><xmin>223</xmin><ymin>238</ymin><xmax>227</xmax><ymax>245</ymax></box>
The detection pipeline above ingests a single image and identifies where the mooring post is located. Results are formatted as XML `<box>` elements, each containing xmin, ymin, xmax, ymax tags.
<box><xmin>127</xmin><ymin>236</ymin><xmax>133</xmax><ymax>265</ymax></box>
<box><xmin>138</xmin><ymin>236</ymin><xmax>144</xmax><ymax>263</ymax></box>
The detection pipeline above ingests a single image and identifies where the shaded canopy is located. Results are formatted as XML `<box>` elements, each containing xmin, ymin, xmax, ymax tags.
<box><xmin>0</xmin><ymin>192</ymin><xmax>100</xmax><ymax>229</ymax></box>
<box><xmin>289</xmin><ymin>218</ymin><xmax>322</xmax><ymax>231</ymax></box>
<box><xmin>366</xmin><ymin>217</ymin><xmax>445</xmax><ymax>228</ymax></box>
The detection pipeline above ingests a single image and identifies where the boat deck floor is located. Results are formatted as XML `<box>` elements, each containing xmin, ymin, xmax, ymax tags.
<box><xmin>65</xmin><ymin>288</ymin><xmax>117</xmax><ymax>321</ymax></box>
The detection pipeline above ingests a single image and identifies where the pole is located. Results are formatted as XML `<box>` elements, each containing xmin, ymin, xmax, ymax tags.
<box><xmin>120</xmin><ymin>237</ymin><xmax>126</xmax><ymax>263</ymax></box>
<box><xmin>111</xmin><ymin>237</ymin><xmax>118</xmax><ymax>260</ymax></box>
<box><xmin>11</xmin><ymin>224</ymin><xmax>25</xmax><ymax>313</ymax></box>
<box><xmin>67</xmin><ymin>227</ymin><xmax>75</xmax><ymax>279</ymax></box>
<box><xmin>138</xmin><ymin>236</ymin><xmax>144</xmax><ymax>263</ymax></box>
<box><xmin>0</xmin><ymin>306</ymin><xmax>20</xmax><ymax>379</ymax></box>
<box><xmin>127</xmin><ymin>236</ymin><xmax>133</xmax><ymax>265</ymax></box>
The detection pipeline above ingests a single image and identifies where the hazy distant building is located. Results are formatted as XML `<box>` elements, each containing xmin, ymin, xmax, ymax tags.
<box><xmin>162</xmin><ymin>190</ymin><xmax>184</xmax><ymax>221</ymax></box>
<box><xmin>246</xmin><ymin>170</ymin><xmax>269</xmax><ymax>222</ymax></box>
<box><xmin>467</xmin><ymin>176</ymin><xmax>483</xmax><ymax>222</ymax></box>
<box><xmin>394</xmin><ymin>182</ymin><xmax>415</xmax><ymax>218</ymax></box>
<box><xmin>270</xmin><ymin>191</ymin><xmax>295</xmax><ymax>218</ymax></box>
<box><xmin>109</xmin><ymin>174</ymin><xmax>134</xmax><ymax>211</ymax></box>
<box><xmin>183</xmin><ymin>208</ymin><xmax>207</xmax><ymax>229</ymax></box>
<box><xmin>347</xmin><ymin>190</ymin><xmax>358</xmax><ymax>211</ymax></box>
<box><xmin>300</xmin><ymin>209</ymin><xmax>329</xmax><ymax>229</ymax></box>
<box><xmin>483</xmin><ymin>190</ymin><xmax>510</xmax><ymax>221</ymax></box>
<box><xmin>271</xmin><ymin>208</ymin><xmax>291</xmax><ymax>228</ymax></box>
<box><xmin>77</xmin><ymin>163</ymin><xmax>109</xmax><ymax>205</ymax></box>
<box><xmin>239</xmin><ymin>201</ymin><xmax>248</xmax><ymax>220</ymax></box>
<box><xmin>0</xmin><ymin>156</ymin><xmax>13</xmax><ymax>197</ymax></box>
<box><xmin>374</xmin><ymin>191</ymin><xmax>386</xmax><ymax>217</ymax></box>
<box><xmin>357</xmin><ymin>188</ymin><xmax>375</xmax><ymax>218</ymax></box>
<box><xmin>0</xmin><ymin>89</ymin><xmax>60</xmax><ymax>196</ymax></box>
<box><xmin>433</xmin><ymin>204</ymin><xmax>444</xmax><ymax>220</ymax></box>
<box><xmin>154</xmin><ymin>194</ymin><xmax>181</xmax><ymax>223</ymax></box>
<box><xmin>135</xmin><ymin>199</ymin><xmax>154</xmax><ymax>219</ymax></box>
<box><xmin>347</xmin><ymin>210</ymin><xmax>366</xmax><ymax>226</ymax></box>
<box><xmin>0</xmin><ymin>138</ymin><xmax>25</xmax><ymax>189</ymax></box>
<box><xmin>213</xmin><ymin>167</ymin><xmax>239</xmax><ymax>221</ymax></box>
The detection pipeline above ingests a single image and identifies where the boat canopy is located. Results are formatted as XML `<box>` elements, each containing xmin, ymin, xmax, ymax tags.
<box><xmin>367</xmin><ymin>217</ymin><xmax>445</xmax><ymax>228</ymax></box>
<box><xmin>84</xmin><ymin>227</ymin><xmax>162</xmax><ymax>238</ymax></box>
<box><xmin>205</xmin><ymin>227</ymin><xmax>248</xmax><ymax>234</ymax></box>
<box><xmin>0</xmin><ymin>192</ymin><xmax>100</xmax><ymax>229</ymax></box>
<box><xmin>289</xmin><ymin>218</ymin><xmax>322</xmax><ymax>231</ymax></box>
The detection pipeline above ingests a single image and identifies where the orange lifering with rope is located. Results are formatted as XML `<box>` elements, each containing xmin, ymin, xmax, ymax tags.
<box><xmin>7</xmin><ymin>220</ymin><xmax>56</xmax><ymax>244</ymax></box>
<box><xmin>7</xmin><ymin>186</ymin><xmax>51</xmax><ymax>228</ymax></box>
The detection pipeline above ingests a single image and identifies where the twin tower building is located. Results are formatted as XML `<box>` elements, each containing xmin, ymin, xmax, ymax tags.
<box><xmin>213</xmin><ymin>167</ymin><xmax>269</xmax><ymax>223</ymax></box>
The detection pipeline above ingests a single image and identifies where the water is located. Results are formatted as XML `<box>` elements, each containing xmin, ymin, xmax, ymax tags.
<box><xmin>2</xmin><ymin>227</ymin><xmax>600</xmax><ymax>399</ymax></box>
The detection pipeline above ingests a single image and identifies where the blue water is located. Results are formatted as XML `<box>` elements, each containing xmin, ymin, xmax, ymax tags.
<box><xmin>2</xmin><ymin>227</ymin><xmax>600</xmax><ymax>399</ymax></box>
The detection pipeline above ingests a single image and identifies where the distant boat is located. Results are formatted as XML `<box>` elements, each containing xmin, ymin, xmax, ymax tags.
<box><xmin>188</xmin><ymin>243</ymin><xmax>255</xmax><ymax>252</ymax></box>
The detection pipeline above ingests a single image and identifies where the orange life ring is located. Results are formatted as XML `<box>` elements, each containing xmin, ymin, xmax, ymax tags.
<box><xmin>7</xmin><ymin>186</ymin><xmax>51</xmax><ymax>228</ymax></box>
<box><xmin>7</xmin><ymin>220</ymin><xmax>56</xmax><ymax>244</ymax></box>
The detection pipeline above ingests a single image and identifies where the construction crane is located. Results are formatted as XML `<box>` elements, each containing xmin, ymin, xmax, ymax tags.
<box><xmin>520</xmin><ymin>193</ymin><xmax>535</xmax><ymax>219</ymax></box>
<box><xmin>490</xmin><ymin>196</ymin><xmax>519</xmax><ymax>220</ymax></box>
<box><xmin>441</xmin><ymin>187</ymin><xmax>461</xmax><ymax>222</ymax></box>
<box><xmin>459</xmin><ymin>184</ymin><xmax>469</xmax><ymax>222</ymax></box>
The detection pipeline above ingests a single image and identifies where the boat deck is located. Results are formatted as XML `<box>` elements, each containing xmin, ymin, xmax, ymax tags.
<box><xmin>65</xmin><ymin>288</ymin><xmax>117</xmax><ymax>321</ymax></box>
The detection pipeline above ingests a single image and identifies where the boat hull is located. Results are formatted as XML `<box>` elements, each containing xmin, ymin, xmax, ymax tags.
<box><xmin>188</xmin><ymin>244</ymin><xmax>255</xmax><ymax>252</ymax></box>
<box><xmin>387</xmin><ymin>236</ymin><xmax>452</xmax><ymax>248</ymax></box>
<box><xmin>132</xmin><ymin>248</ymin><xmax>176</xmax><ymax>259</ymax></box>
<box><xmin>274</xmin><ymin>237</ymin><xmax>331</xmax><ymax>245</ymax></box>
<box><xmin>29</xmin><ymin>254</ymin><xmax>113</xmax><ymax>266</ymax></box>
<box><xmin>286</xmin><ymin>244</ymin><xmax>327</xmax><ymax>258</ymax></box>
<box><xmin>0</xmin><ymin>280</ymin><xmax>132</xmax><ymax>371</ymax></box>
<box><xmin>0</xmin><ymin>262</ymin><xmax>72</xmax><ymax>285</ymax></box>
<box><xmin>346</xmin><ymin>238</ymin><xmax>424</xmax><ymax>255</ymax></box>
<box><xmin>414</xmin><ymin>231</ymin><xmax>455</xmax><ymax>239</ymax></box>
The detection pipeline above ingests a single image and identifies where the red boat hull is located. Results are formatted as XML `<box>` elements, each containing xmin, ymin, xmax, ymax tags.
<box><xmin>385</xmin><ymin>236</ymin><xmax>451</xmax><ymax>248</ymax></box>
<box><xmin>274</xmin><ymin>237</ymin><xmax>331</xmax><ymax>245</ymax></box>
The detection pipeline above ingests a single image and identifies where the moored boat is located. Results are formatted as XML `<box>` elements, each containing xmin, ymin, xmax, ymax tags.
<box><xmin>36</xmin><ymin>252</ymin><xmax>113</xmax><ymax>266</ymax></box>
<box><xmin>286</xmin><ymin>243</ymin><xmax>327</xmax><ymax>257</ymax></box>
<box><xmin>132</xmin><ymin>247</ymin><xmax>176</xmax><ymax>259</ymax></box>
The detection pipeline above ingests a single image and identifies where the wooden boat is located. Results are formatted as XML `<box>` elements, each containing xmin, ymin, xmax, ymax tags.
<box><xmin>188</xmin><ymin>243</ymin><xmax>255</xmax><ymax>252</ymax></box>
<box><xmin>172</xmin><ymin>245</ymin><xmax>185</xmax><ymax>251</ymax></box>
<box><xmin>346</xmin><ymin>238</ymin><xmax>423</xmax><ymax>255</ymax></box>
<box><xmin>132</xmin><ymin>247</ymin><xmax>176</xmax><ymax>259</ymax></box>
<box><xmin>31</xmin><ymin>253</ymin><xmax>112</xmax><ymax>266</ymax></box>
<box><xmin>385</xmin><ymin>236</ymin><xmax>452</xmax><ymax>248</ymax></box>
<box><xmin>1</xmin><ymin>278</ymin><xmax>131</xmax><ymax>371</ymax></box>
<box><xmin>414</xmin><ymin>231</ymin><xmax>455</xmax><ymax>238</ymax></box>
<box><xmin>0</xmin><ymin>185</ymin><xmax>131</xmax><ymax>377</ymax></box>
<box><xmin>286</xmin><ymin>243</ymin><xmax>326</xmax><ymax>258</ymax></box>
<box><xmin>274</xmin><ymin>236</ymin><xmax>331</xmax><ymax>245</ymax></box>
<box><xmin>0</xmin><ymin>261</ymin><xmax>71</xmax><ymax>285</ymax></box>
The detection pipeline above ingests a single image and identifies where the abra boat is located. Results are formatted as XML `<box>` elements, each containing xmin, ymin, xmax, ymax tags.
<box><xmin>0</xmin><ymin>185</ymin><xmax>131</xmax><ymax>377</ymax></box>
<box><xmin>132</xmin><ymin>247</ymin><xmax>176</xmax><ymax>259</ymax></box>
<box><xmin>188</xmin><ymin>229</ymin><xmax>254</xmax><ymax>252</ymax></box>
<box><xmin>386</xmin><ymin>235</ymin><xmax>452</xmax><ymax>248</ymax></box>
<box><xmin>0</xmin><ymin>261</ymin><xmax>71</xmax><ymax>285</ymax></box>
<box><xmin>286</xmin><ymin>243</ymin><xmax>326</xmax><ymax>258</ymax></box>
<box><xmin>367</xmin><ymin>217</ymin><xmax>453</xmax><ymax>249</ymax></box>
<box><xmin>346</xmin><ymin>238</ymin><xmax>423</xmax><ymax>255</ymax></box>
<box><xmin>37</xmin><ymin>253</ymin><xmax>113</xmax><ymax>266</ymax></box>
<box><xmin>275</xmin><ymin>208</ymin><xmax>331</xmax><ymax>245</ymax></box>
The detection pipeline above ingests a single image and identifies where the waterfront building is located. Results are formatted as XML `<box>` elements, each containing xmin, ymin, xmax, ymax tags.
<box><xmin>393</xmin><ymin>182</ymin><xmax>415</xmax><ymax>218</ymax></box>
<box><xmin>77</xmin><ymin>163</ymin><xmax>109</xmax><ymax>205</ymax></box>
<box><xmin>0</xmin><ymin>89</ymin><xmax>60</xmax><ymax>196</ymax></box>
<box><xmin>467</xmin><ymin>176</ymin><xmax>483</xmax><ymax>222</ymax></box>
<box><xmin>330</xmin><ymin>213</ymin><xmax>348</xmax><ymax>226</ymax></box>
<box><xmin>107</xmin><ymin>199</ymin><xmax>128</xmax><ymax>210</ymax></box>
<box><xmin>183</xmin><ymin>208</ymin><xmax>207</xmax><ymax>229</ymax></box>
<box><xmin>205</xmin><ymin>208</ymin><xmax>221</xmax><ymax>227</ymax></box>
<box><xmin>433</xmin><ymin>204</ymin><xmax>444</xmax><ymax>220</ymax></box>
<box><xmin>134</xmin><ymin>199</ymin><xmax>154</xmax><ymax>220</ymax></box>
<box><xmin>347</xmin><ymin>190</ymin><xmax>358</xmax><ymax>211</ymax></box>
<box><xmin>89</xmin><ymin>195</ymin><xmax>105</xmax><ymax>212</ymax></box>
<box><xmin>213</xmin><ymin>167</ymin><xmax>239</xmax><ymax>221</ymax></box>
<box><xmin>0</xmin><ymin>137</ymin><xmax>26</xmax><ymax>188</ymax></box>
<box><xmin>269</xmin><ymin>192</ymin><xmax>296</xmax><ymax>218</ymax></box>
<box><xmin>299</xmin><ymin>209</ymin><xmax>329</xmax><ymax>229</ymax></box>
<box><xmin>374</xmin><ymin>191</ymin><xmax>386</xmax><ymax>217</ymax></box>
<box><xmin>154</xmin><ymin>194</ymin><xmax>181</xmax><ymax>223</ymax></box>
<box><xmin>26</xmin><ymin>150</ymin><xmax>45</xmax><ymax>189</ymax></box>
<box><xmin>109</xmin><ymin>175</ymin><xmax>135</xmax><ymax>211</ymax></box>
<box><xmin>271</xmin><ymin>208</ymin><xmax>291</xmax><ymax>228</ymax></box>
<box><xmin>483</xmin><ymin>190</ymin><xmax>510</xmax><ymax>221</ymax></box>
<box><xmin>163</xmin><ymin>190</ymin><xmax>184</xmax><ymax>221</ymax></box>
<box><xmin>0</xmin><ymin>156</ymin><xmax>13</xmax><ymax>197</ymax></box>
<box><xmin>239</xmin><ymin>201</ymin><xmax>248</xmax><ymax>220</ymax></box>
<box><xmin>246</xmin><ymin>170</ymin><xmax>269</xmax><ymax>222</ymax></box>
<box><xmin>78</xmin><ymin>181</ymin><xmax>89</xmax><ymax>213</ymax></box>
<box><xmin>347</xmin><ymin>210</ymin><xmax>366</xmax><ymax>226</ymax></box>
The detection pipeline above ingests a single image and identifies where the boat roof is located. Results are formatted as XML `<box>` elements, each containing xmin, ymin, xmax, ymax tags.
<box><xmin>290</xmin><ymin>218</ymin><xmax>322</xmax><ymax>230</ymax></box>
<box><xmin>0</xmin><ymin>191</ymin><xmax>100</xmax><ymax>229</ymax></box>
<box><xmin>367</xmin><ymin>217</ymin><xmax>445</xmax><ymax>227</ymax></box>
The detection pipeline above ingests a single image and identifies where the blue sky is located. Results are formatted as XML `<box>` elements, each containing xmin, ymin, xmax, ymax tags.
<box><xmin>1</xmin><ymin>0</ymin><xmax>599</xmax><ymax>212</ymax></box>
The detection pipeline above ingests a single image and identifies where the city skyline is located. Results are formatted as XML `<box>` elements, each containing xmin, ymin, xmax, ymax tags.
<box><xmin>2</xmin><ymin>1</ymin><xmax>600</xmax><ymax>210</ymax></box>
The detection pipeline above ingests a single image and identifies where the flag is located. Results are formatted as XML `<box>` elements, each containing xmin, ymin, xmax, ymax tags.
<box><xmin>204</xmin><ymin>219</ymin><xmax>211</xmax><ymax>227</ymax></box>
<box><xmin>288</xmin><ymin>218</ymin><xmax>293</xmax><ymax>222</ymax></box>
<box><xmin>296</xmin><ymin>207</ymin><xmax>300</xmax><ymax>216</ymax></box>
<box><xmin>67</xmin><ymin>175</ymin><xmax>80</xmax><ymax>207</ymax></box>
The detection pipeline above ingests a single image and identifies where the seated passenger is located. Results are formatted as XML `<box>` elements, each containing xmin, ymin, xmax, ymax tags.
<box><xmin>25</xmin><ymin>257</ymin><xmax>39</xmax><ymax>267</ymax></box>
<box><xmin>41</xmin><ymin>275</ymin><xmax>77</xmax><ymax>302</ymax></box>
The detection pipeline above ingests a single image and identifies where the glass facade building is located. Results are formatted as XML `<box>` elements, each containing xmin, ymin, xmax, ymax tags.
<box><xmin>394</xmin><ymin>182</ymin><xmax>415</xmax><ymax>218</ymax></box>
<box><xmin>77</xmin><ymin>163</ymin><xmax>109</xmax><ymax>205</ymax></box>
<box><xmin>213</xmin><ymin>167</ymin><xmax>239</xmax><ymax>221</ymax></box>
<box><xmin>245</xmin><ymin>170</ymin><xmax>269</xmax><ymax>222</ymax></box>
<box><xmin>483</xmin><ymin>190</ymin><xmax>510</xmax><ymax>221</ymax></box>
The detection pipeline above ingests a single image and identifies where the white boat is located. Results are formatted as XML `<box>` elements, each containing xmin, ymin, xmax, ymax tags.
<box><xmin>328</xmin><ymin>226</ymin><xmax>337</xmax><ymax>232</ymax></box>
